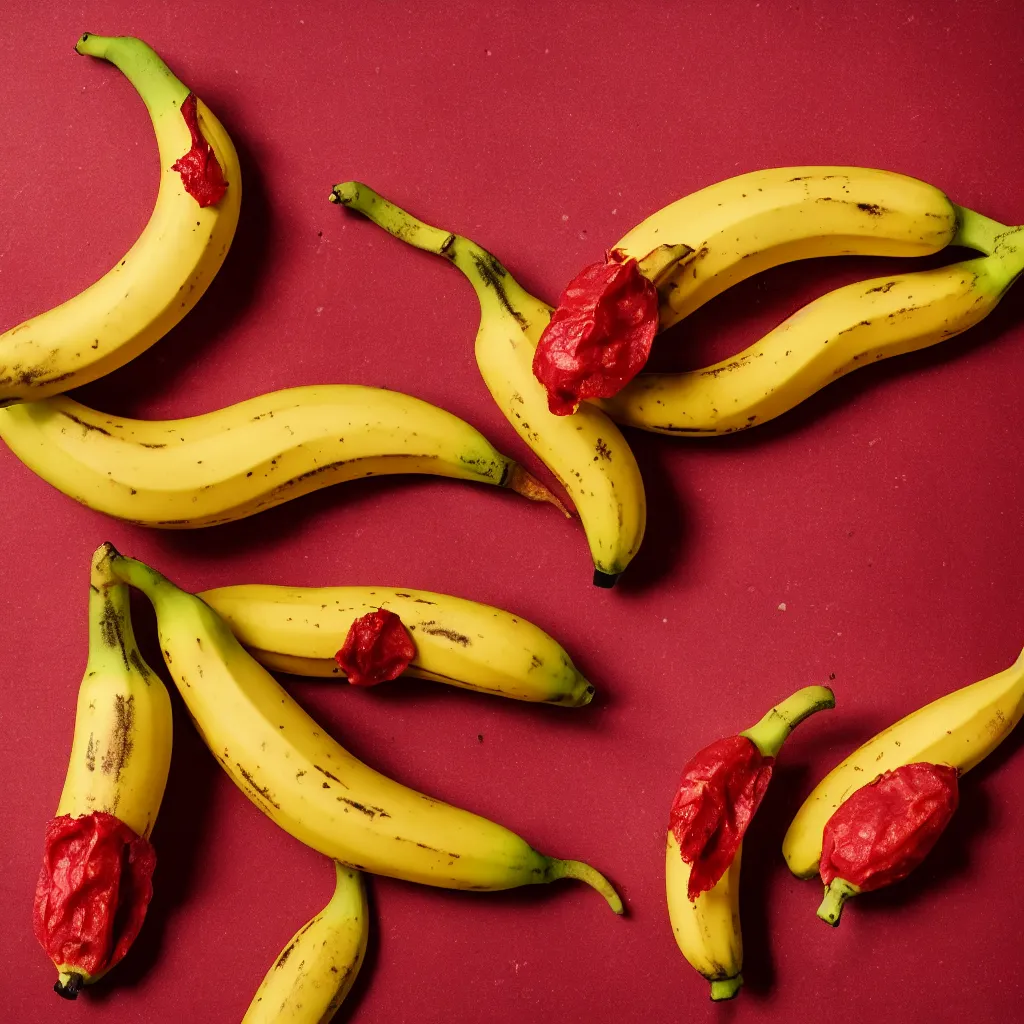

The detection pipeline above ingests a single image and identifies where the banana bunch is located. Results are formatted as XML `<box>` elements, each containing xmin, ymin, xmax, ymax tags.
<box><xmin>199</xmin><ymin>583</ymin><xmax>595</xmax><ymax>705</ymax></box>
<box><xmin>666</xmin><ymin>685</ymin><xmax>834</xmax><ymax>1001</ymax></box>
<box><xmin>0</xmin><ymin>385</ymin><xmax>561</xmax><ymax>526</ymax></box>
<box><xmin>0</xmin><ymin>35</ymin><xmax>240</xmax><ymax>406</ymax></box>
<box><xmin>34</xmin><ymin>543</ymin><xmax>172</xmax><ymax>997</ymax></box>
<box><xmin>783</xmin><ymin>647</ymin><xmax>1024</xmax><ymax>921</ymax></box>
<box><xmin>330</xmin><ymin>182</ymin><xmax>646</xmax><ymax>588</ymax></box>
<box><xmin>242</xmin><ymin>862</ymin><xmax>368</xmax><ymax>1024</ymax></box>
<box><xmin>110</xmin><ymin>549</ymin><xmax>623</xmax><ymax>910</ymax></box>
<box><xmin>593</xmin><ymin>169</ymin><xmax>1024</xmax><ymax>434</ymax></box>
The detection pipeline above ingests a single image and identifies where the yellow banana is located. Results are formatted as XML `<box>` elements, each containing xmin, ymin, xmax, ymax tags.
<box><xmin>199</xmin><ymin>583</ymin><xmax>594</xmax><ymax>706</ymax></box>
<box><xmin>666</xmin><ymin>685</ymin><xmax>834</xmax><ymax>1001</ymax></box>
<box><xmin>330</xmin><ymin>182</ymin><xmax>646</xmax><ymax>587</ymax></box>
<box><xmin>242</xmin><ymin>863</ymin><xmax>368</xmax><ymax>1024</ymax></box>
<box><xmin>782</xmin><ymin>646</ymin><xmax>1024</xmax><ymax>880</ymax></box>
<box><xmin>0</xmin><ymin>34</ymin><xmax>240</xmax><ymax>405</ymax></box>
<box><xmin>0</xmin><ymin>385</ymin><xmax>560</xmax><ymax>526</ymax></box>
<box><xmin>613</xmin><ymin>165</ymin><xmax>960</xmax><ymax>330</ymax></box>
<box><xmin>37</xmin><ymin>542</ymin><xmax>172</xmax><ymax>998</ymax></box>
<box><xmin>111</xmin><ymin>551</ymin><xmax>623</xmax><ymax>912</ymax></box>
<box><xmin>598</xmin><ymin>213</ymin><xmax>1024</xmax><ymax>435</ymax></box>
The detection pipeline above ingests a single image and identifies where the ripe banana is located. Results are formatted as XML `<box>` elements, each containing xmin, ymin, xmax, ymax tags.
<box><xmin>242</xmin><ymin>863</ymin><xmax>368</xmax><ymax>1024</ymax></box>
<box><xmin>782</xmin><ymin>645</ymin><xmax>1024</xmax><ymax>881</ymax></box>
<box><xmin>330</xmin><ymin>182</ymin><xmax>646</xmax><ymax>588</ymax></box>
<box><xmin>199</xmin><ymin>583</ymin><xmax>595</xmax><ymax>706</ymax></box>
<box><xmin>0</xmin><ymin>385</ymin><xmax>560</xmax><ymax>526</ymax></box>
<box><xmin>667</xmin><ymin>685</ymin><xmax>835</xmax><ymax>1001</ymax></box>
<box><xmin>0</xmin><ymin>34</ymin><xmax>240</xmax><ymax>406</ymax></box>
<box><xmin>111</xmin><ymin>550</ymin><xmax>623</xmax><ymax>911</ymax></box>
<box><xmin>598</xmin><ymin>212</ymin><xmax>1024</xmax><ymax>435</ymax></box>
<box><xmin>613</xmin><ymin>166</ymin><xmax>961</xmax><ymax>330</ymax></box>
<box><xmin>41</xmin><ymin>542</ymin><xmax>172</xmax><ymax>997</ymax></box>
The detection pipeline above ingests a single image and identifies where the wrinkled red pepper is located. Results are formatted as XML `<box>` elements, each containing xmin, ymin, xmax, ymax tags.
<box><xmin>335</xmin><ymin>608</ymin><xmax>416</xmax><ymax>686</ymax></box>
<box><xmin>171</xmin><ymin>93</ymin><xmax>228</xmax><ymax>207</ymax></box>
<box><xmin>532</xmin><ymin>249</ymin><xmax>659</xmax><ymax>415</ymax></box>
<box><xmin>820</xmin><ymin>762</ymin><xmax>959</xmax><ymax>892</ymax></box>
<box><xmin>33</xmin><ymin>811</ymin><xmax>156</xmax><ymax>998</ymax></box>
<box><xmin>669</xmin><ymin>735</ymin><xmax>774</xmax><ymax>900</ymax></box>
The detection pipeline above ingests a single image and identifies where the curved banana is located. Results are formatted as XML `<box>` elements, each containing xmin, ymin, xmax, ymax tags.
<box><xmin>782</xmin><ymin>646</ymin><xmax>1024</xmax><ymax>880</ymax></box>
<box><xmin>666</xmin><ymin>685</ymin><xmax>834</xmax><ymax>1001</ymax></box>
<box><xmin>242</xmin><ymin>863</ymin><xmax>368</xmax><ymax>1024</ymax></box>
<box><xmin>41</xmin><ymin>542</ymin><xmax>172</xmax><ymax>997</ymax></box>
<box><xmin>330</xmin><ymin>182</ymin><xmax>646</xmax><ymax>588</ymax></box>
<box><xmin>0</xmin><ymin>385</ymin><xmax>560</xmax><ymax>526</ymax></box>
<box><xmin>199</xmin><ymin>583</ymin><xmax>594</xmax><ymax>706</ymax></box>
<box><xmin>0</xmin><ymin>34</ymin><xmax>240</xmax><ymax>406</ymax></box>
<box><xmin>613</xmin><ymin>166</ymin><xmax>960</xmax><ymax>330</ymax></box>
<box><xmin>598</xmin><ymin>214</ymin><xmax>1024</xmax><ymax>435</ymax></box>
<box><xmin>111</xmin><ymin>551</ymin><xmax>623</xmax><ymax>912</ymax></box>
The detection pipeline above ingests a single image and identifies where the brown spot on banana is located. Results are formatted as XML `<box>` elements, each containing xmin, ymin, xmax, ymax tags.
<box><xmin>99</xmin><ymin>695</ymin><xmax>134</xmax><ymax>781</ymax></box>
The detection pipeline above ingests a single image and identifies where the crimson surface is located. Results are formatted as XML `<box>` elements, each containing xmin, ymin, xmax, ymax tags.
<box><xmin>2</xmin><ymin>2</ymin><xmax>1023</xmax><ymax>1022</ymax></box>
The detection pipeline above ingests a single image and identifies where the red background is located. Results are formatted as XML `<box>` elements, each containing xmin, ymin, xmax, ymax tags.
<box><xmin>3</xmin><ymin>1</ymin><xmax>1024</xmax><ymax>1021</ymax></box>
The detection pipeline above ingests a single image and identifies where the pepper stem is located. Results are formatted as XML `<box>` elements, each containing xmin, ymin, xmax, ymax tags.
<box><xmin>740</xmin><ymin>684</ymin><xmax>836</xmax><ymax>758</ymax></box>
<box><xmin>817</xmin><ymin>877</ymin><xmax>860</xmax><ymax>926</ymax></box>
<box><xmin>544</xmin><ymin>858</ymin><xmax>624</xmax><ymax>915</ymax></box>
<box><xmin>709</xmin><ymin>976</ymin><xmax>743</xmax><ymax>1001</ymax></box>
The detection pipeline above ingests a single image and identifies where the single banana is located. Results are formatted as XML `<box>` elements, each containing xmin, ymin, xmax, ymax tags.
<box><xmin>0</xmin><ymin>385</ymin><xmax>560</xmax><ymax>526</ymax></box>
<box><xmin>330</xmin><ymin>182</ymin><xmax>646</xmax><ymax>588</ymax></box>
<box><xmin>0</xmin><ymin>34</ymin><xmax>240</xmax><ymax>406</ymax></box>
<box><xmin>782</xmin><ymin>646</ymin><xmax>1024</xmax><ymax>880</ymax></box>
<box><xmin>199</xmin><ymin>583</ymin><xmax>595</xmax><ymax>706</ymax></box>
<box><xmin>242</xmin><ymin>863</ymin><xmax>368</xmax><ymax>1024</ymax></box>
<box><xmin>613</xmin><ymin>165</ymin><xmax>960</xmax><ymax>330</ymax></box>
<box><xmin>38</xmin><ymin>542</ymin><xmax>172</xmax><ymax>997</ymax></box>
<box><xmin>111</xmin><ymin>551</ymin><xmax>623</xmax><ymax>911</ymax></box>
<box><xmin>598</xmin><ymin>212</ymin><xmax>1024</xmax><ymax>435</ymax></box>
<box><xmin>666</xmin><ymin>685</ymin><xmax>835</xmax><ymax>1001</ymax></box>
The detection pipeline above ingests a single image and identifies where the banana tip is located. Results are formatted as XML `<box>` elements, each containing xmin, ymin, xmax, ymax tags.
<box><xmin>592</xmin><ymin>569</ymin><xmax>620</xmax><ymax>588</ymax></box>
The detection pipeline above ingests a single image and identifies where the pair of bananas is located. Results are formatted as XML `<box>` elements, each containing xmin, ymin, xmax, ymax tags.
<box><xmin>4</xmin><ymin>37</ymin><xmax>1022</xmax><ymax>587</ymax></box>
<box><xmin>43</xmin><ymin>542</ymin><xmax>619</xmax><ymax>1015</ymax></box>
<box><xmin>668</xmin><ymin>648</ymin><xmax>1024</xmax><ymax>1000</ymax></box>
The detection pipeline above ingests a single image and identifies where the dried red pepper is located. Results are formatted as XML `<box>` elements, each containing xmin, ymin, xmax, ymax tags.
<box><xmin>335</xmin><ymin>608</ymin><xmax>416</xmax><ymax>686</ymax></box>
<box><xmin>532</xmin><ymin>250</ymin><xmax>659</xmax><ymax>415</ymax></box>
<box><xmin>669</xmin><ymin>735</ymin><xmax>774</xmax><ymax>900</ymax></box>
<box><xmin>817</xmin><ymin>762</ymin><xmax>959</xmax><ymax>926</ymax></box>
<box><xmin>171</xmin><ymin>93</ymin><xmax>228</xmax><ymax>207</ymax></box>
<box><xmin>33</xmin><ymin>811</ymin><xmax>157</xmax><ymax>998</ymax></box>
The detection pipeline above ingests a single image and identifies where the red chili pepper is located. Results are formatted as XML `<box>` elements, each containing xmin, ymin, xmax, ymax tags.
<box><xmin>335</xmin><ymin>608</ymin><xmax>416</xmax><ymax>687</ymax></box>
<box><xmin>820</xmin><ymin>762</ymin><xmax>959</xmax><ymax>893</ymax></box>
<box><xmin>532</xmin><ymin>249</ymin><xmax>659</xmax><ymax>415</ymax></box>
<box><xmin>33</xmin><ymin>811</ymin><xmax>156</xmax><ymax>997</ymax></box>
<box><xmin>669</xmin><ymin>735</ymin><xmax>774</xmax><ymax>900</ymax></box>
<box><xmin>171</xmin><ymin>93</ymin><xmax>228</xmax><ymax>207</ymax></box>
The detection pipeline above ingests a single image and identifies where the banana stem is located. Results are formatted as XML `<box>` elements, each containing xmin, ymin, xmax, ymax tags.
<box><xmin>740</xmin><ymin>684</ymin><xmax>836</xmax><ymax>758</ymax></box>
<box><xmin>709</xmin><ymin>976</ymin><xmax>743</xmax><ymax>1001</ymax></box>
<box><xmin>817</xmin><ymin>877</ymin><xmax>859</xmax><ymax>926</ymax></box>
<box><xmin>109</xmin><ymin>553</ymin><xmax>173</xmax><ymax>601</ymax></box>
<box><xmin>544</xmin><ymin>858</ymin><xmax>624</xmax><ymax>915</ymax></box>
<box><xmin>75</xmin><ymin>34</ymin><xmax>188</xmax><ymax>113</ymax></box>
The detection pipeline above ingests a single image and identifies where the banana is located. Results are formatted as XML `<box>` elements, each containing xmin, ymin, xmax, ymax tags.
<box><xmin>111</xmin><ymin>551</ymin><xmax>623</xmax><ymax>911</ymax></box>
<box><xmin>330</xmin><ymin>182</ymin><xmax>646</xmax><ymax>588</ymax></box>
<box><xmin>199</xmin><ymin>583</ymin><xmax>595</xmax><ymax>706</ymax></box>
<box><xmin>0</xmin><ymin>385</ymin><xmax>561</xmax><ymax>526</ymax></box>
<box><xmin>782</xmin><ymin>646</ymin><xmax>1024</xmax><ymax>881</ymax></box>
<box><xmin>667</xmin><ymin>685</ymin><xmax>834</xmax><ymax>1001</ymax></box>
<box><xmin>40</xmin><ymin>542</ymin><xmax>172</xmax><ymax>997</ymax></box>
<box><xmin>0</xmin><ymin>34</ymin><xmax>240</xmax><ymax>406</ymax></box>
<box><xmin>242</xmin><ymin>863</ymin><xmax>368</xmax><ymax>1024</ymax></box>
<box><xmin>613</xmin><ymin>166</ymin><xmax>960</xmax><ymax>330</ymax></box>
<box><xmin>598</xmin><ymin>213</ymin><xmax>1024</xmax><ymax>435</ymax></box>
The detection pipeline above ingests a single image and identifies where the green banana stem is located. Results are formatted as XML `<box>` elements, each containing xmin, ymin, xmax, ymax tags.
<box><xmin>76</xmin><ymin>34</ymin><xmax>188</xmax><ymax>113</ymax></box>
<box><xmin>544</xmin><ymin>858</ymin><xmax>624</xmax><ymax>915</ymax></box>
<box><xmin>109</xmin><ymin>551</ymin><xmax>175</xmax><ymax>602</ymax></box>
<box><xmin>817</xmin><ymin>877</ymin><xmax>860</xmax><ymax>926</ymax></box>
<box><xmin>329</xmin><ymin>181</ymin><xmax>542</xmax><ymax>326</ymax></box>
<box><xmin>709</xmin><ymin>976</ymin><xmax>743</xmax><ymax>1001</ymax></box>
<box><xmin>740</xmin><ymin>684</ymin><xmax>836</xmax><ymax>758</ymax></box>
